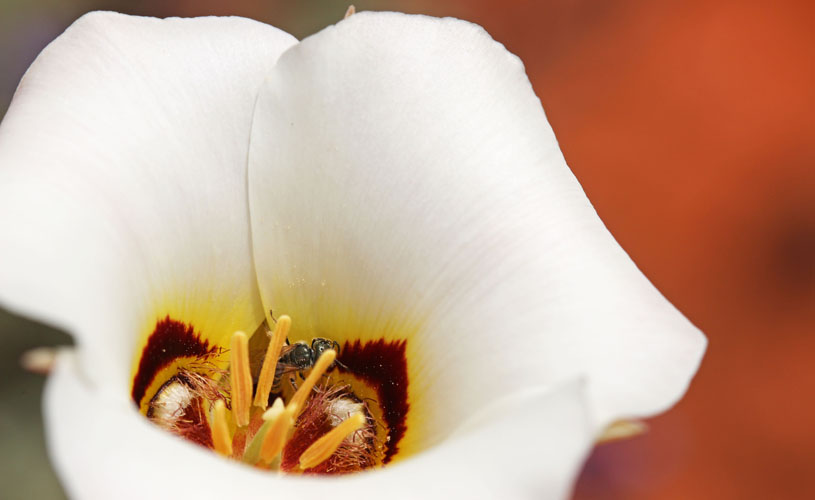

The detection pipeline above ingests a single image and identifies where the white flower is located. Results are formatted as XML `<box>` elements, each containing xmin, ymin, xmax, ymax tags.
<box><xmin>0</xmin><ymin>11</ymin><xmax>705</xmax><ymax>500</ymax></box>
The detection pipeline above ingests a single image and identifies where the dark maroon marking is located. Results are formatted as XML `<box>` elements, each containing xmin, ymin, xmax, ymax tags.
<box><xmin>131</xmin><ymin>316</ymin><xmax>217</xmax><ymax>406</ymax></box>
<box><xmin>337</xmin><ymin>339</ymin><xmax>409</xmax><ymax>464</ymax></box>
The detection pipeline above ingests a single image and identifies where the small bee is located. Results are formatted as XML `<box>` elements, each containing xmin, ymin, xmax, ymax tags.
<box><xmin>274</xmin><ymin>338</ymin><xmax>344</xmax><ymax>389</ymax></box>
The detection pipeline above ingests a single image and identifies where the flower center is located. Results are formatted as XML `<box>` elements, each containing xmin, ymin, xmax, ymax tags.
<box><xmin>135</xmin><ymin>314</ymin><xmax>409</xmax><ymax>474</ymax></box>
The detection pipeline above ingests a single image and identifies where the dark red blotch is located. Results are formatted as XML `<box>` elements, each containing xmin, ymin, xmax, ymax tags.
<box><xmin>131</xmin><ymin>316</ymin><xmax>216</xmax><ymax>406</ymax></box>
<box><xmin>337</xmin><ymin>338</ymin><xmax>409</xmax><ymax>464</ymax></box>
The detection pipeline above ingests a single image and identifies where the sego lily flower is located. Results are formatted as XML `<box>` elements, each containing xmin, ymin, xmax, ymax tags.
<box><xmin>0</xmin><ymin>10</ymin><xmax>705</xmax><ymax>500</ymax></box>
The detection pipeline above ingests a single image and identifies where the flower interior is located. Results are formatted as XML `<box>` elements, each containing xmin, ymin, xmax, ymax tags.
<box><xmin>131</xmin><ymin>314</ymin><xmax>410</xmax><ymax>475</ymax></box>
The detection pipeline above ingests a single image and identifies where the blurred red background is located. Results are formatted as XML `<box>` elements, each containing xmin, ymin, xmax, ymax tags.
<box><xmin>1</xmin><ymin>1</ymin><xmax>812</xmax><ymax>498</ymax></box>
<box><xmin>467</xmin><ymin>1</ymin><xmax>815</xmax><ymax>498</ymax></box>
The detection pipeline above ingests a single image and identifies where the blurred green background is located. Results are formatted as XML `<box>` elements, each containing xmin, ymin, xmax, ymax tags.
<box><xmin>1</xmin><ymin>1</ymin><xmax>813</xmax><ymax>499</ymax></box>
<box><xmin>0</xmin><ymin>310</ymin><xmax>68</xmax><ymax>499</ymax></box>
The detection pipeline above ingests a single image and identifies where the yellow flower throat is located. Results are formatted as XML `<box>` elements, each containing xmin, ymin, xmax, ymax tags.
<box><xmin>133</xmin><ymin>314</ymin><xmax>409</xmax><ymax>474</ymax></box>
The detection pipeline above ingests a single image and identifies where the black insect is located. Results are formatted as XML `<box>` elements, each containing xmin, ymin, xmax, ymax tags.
<box><xmin>274</xmin><ymin>338</ymin><xmax>343</xmax><ymax>389</ymax></box>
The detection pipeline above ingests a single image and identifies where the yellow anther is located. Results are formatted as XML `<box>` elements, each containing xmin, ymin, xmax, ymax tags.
<box><xmin>259</xmin><ymin>398</ymin><xmax>294</xmax><ymax>464</ymax></box>
<box><xmin>286</xmin><ymin>349</ymin><xmax>337</xmax><ymax>416</ymax></box>
<box><xmin>211</xmin><ymin>399</ymin><xmax>233</xmax><ymax>457</ymax></box>
<box><xmin>298</xmin><ymin>412</ymin><xmax>366</xmax><ymax>470</ymax></box>
<box><xmin>253</xmin><ymin>315</ymin><xmax>291</xmax><ymax>409</ymax></box>
<box><xmin>230</xmin><ymin>331</ymin><xmax>252</xmax><ymax>427</ymax></box>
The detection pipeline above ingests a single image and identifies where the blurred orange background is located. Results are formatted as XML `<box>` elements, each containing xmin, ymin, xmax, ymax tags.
<box><xmin>1</xmin><ymin>1</ymin><xmax>812</xmax><ymax>499</ymax></box>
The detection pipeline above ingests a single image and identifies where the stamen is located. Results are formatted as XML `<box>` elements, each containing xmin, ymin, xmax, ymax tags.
<box><xmin>287</xmin><ymin>349</ymin><xmax>337</xmax><ymax>416</ymax></box>
<box><xmin>253</xmin><ymin>315</ymin><xmax>291</xmax><ymax>409</ymax></box>
<box><xmin>211</xmin><ymin>399</ymin><xmax>233</xmax><ymax>457</ymax></box>
<box><xmin>297</xmin><ymin>412</ymin><xmax>366</xmax><ymax>470</ymax></box>
<box><xmin>260</xmin><ymin>398</ymin><xmax>294</xmax><ymax>464</ymax></box>
<box><xmin>230</xmin><ymin>331</ymin><xmax>252</xmax><ymax>427</ymax></box>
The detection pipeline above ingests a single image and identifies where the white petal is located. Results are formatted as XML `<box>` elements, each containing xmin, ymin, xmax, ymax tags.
<box><xmin>0</xmin><ymin>13</ymin><xmax>296</xmax><ymax>390</ymax></box>
<box><xmin>248</xmin><ymin>11</ymin><xmax>705</xmax><ymax>438</ymax></box>
<box><xmin>48</xmin><ymin>350</ymin><xmax>591</xmax><ymax>499</ymax></box>
<box><xmin>392</xmin><ymin>382</ymin><xmax>593</xmax><ymax>499</ymax></box>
